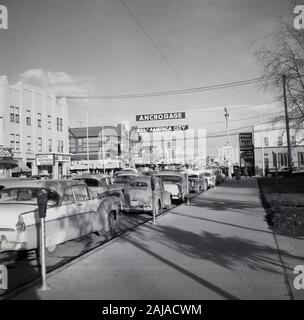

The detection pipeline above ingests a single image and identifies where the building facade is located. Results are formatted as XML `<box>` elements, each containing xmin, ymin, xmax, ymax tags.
<box><xmin>253</xmin><ymin>122</ymin><xmax>304</xmax><ymax>175</ymax></box>
<box><xmin>0</xmin><ymin>75</ymin><xmax>70</xmax><ymax>178</ymax></box>
<box><xmin>69</xmin><ymin>124</ymin><xmax>142</xmax><ymax>171</ymax></box>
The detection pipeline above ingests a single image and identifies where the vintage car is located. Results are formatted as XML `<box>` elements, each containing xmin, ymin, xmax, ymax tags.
<box><xmin>73</xmin><ymin>174</ymin><xmax>124</xmax><ymax>208</ymax></box>
<box><xmin>0</xmin><ymin>180</ymin><xmax>120</xmax><ymax>253</ymax></box>
<box><xmin>156</xmin><ymin>171</ymin><xmax>189</xmax><ymax>203</ymax></box>
<box><xmin>122</xmin><ymin>175</ymin><xmax>171</xmax><ymax>213</ymax></box>
<box><xmin>203</xmin><ymin>170</ymin><xmax>216</xmax><ymax>189</ymax></box>
<box><xmin>187</xmin><ymin>171</ymin><xmax>207</xmax><ymax>193</ymax></box>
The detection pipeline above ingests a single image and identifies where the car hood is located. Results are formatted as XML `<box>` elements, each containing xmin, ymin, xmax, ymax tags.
<box><xmin>0</xmin><ymin>204</ymin><xmax>37</xmax><ymax>228</ymax></box>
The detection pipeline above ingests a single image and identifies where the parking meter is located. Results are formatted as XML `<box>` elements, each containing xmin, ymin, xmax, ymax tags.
<box><xmin>37</xmin><ymin>188</ymin><xmax>48</xmax><ymax>218</ymax></box>
<box><xmin>37</xmin><ymin>188</ymin><xmax>50</xmax><ymax>291</ymax></box>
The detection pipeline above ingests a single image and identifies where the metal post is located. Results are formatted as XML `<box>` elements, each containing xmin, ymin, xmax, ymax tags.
<box><xmin>186</xmin><ymin>173</ymin><xmax>190</xmax><ymax>205</ymax></box>
<box><xmin>283</xmin><ymin>75</ymin><xmax>292</xmax><ymax>177</ymax></box>
<box><xmin>37</xmin><ymin>188</ymin><xmax>50</xmax><ymax>291</ymax></box>
<box><xmin>152</xmin><ymin>189</ymin><xmax>156</xmax><ymax>225</ymax></box>
<box><xmin>38</xmin><ymin>217</ymin><xmax>50</xmax><ymax>291</ymax></box>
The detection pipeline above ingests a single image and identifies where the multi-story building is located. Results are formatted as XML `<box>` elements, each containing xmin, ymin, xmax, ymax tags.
<box><xmin>0</xmin><ymin>75</ymin><xmax>70</xmax><ymax>178</ymax></box>
<box><xmin>69</xmin><ymin>124</ymin><xmax>142</xmax><ymax>172</ymax></box>
<box><xmin>253</xmin><ymin>122</ymin><xmax>304</xmax><ymax>175</ymax></box>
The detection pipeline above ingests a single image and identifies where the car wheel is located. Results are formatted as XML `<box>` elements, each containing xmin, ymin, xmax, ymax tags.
<box><xmin>96</xmin><ymin>211</ymin><xmax>116</xmax><ymax>238</ymax></box>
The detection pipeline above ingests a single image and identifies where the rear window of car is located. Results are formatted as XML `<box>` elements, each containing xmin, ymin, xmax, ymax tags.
<box><xmin>157</xmin><ymin>175</ymin><xmax>182</xmax><ymax>183</ymax></box>
<box><xmin>188</xmin><ymin>174</ymin><xmax>198</xmax><ymax>179</ymax></box>
<box><xmin>114</xmin><ymin>175</ymin><xmax>135</xmax><ymax>184</ymax></box>
<box><xmin>129</xmin><ymin>181</ymin><xmax>148</xmax><ymax>189</ymax></box>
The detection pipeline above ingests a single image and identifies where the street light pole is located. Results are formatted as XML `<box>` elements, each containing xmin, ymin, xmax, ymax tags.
<box><xmin>86</xmin><ymin>109</ymin><xmax>90</xmax><ymax>173</ymax></box>
<box><xmin>224</xmin><ymin>107</ymin><xmax>230</xmax><ymax>145</ymax></box>
<box><xmin>283</xmin><ymin>74</ymin><xmax>292</xmax><ymax>177</ymax></box>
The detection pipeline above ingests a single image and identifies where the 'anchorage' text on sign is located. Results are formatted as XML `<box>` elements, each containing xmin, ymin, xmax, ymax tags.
<box><xmin>136</xmin><ymin>112</ymin><xmax>186</xmax><ymax>122</ymax></box>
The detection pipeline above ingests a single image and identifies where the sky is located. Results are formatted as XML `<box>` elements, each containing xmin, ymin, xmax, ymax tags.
<box><xmin>0</xmin><ymin>0</ymin><xmax>298</xmax><ymax>155</ymax></box>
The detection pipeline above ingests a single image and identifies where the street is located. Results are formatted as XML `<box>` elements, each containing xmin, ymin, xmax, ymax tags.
<box><xmin>8</xmin><ymin>178</ymin><xmax>304</xmax><ymax>300</ymax></box>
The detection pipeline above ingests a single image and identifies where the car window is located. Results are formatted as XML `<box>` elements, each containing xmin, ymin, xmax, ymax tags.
<box><xmin>73</xmin><ymin>185</ymin><xmax>90</xmax><ymax>202</ymax></box>
<box><xmin>75</xmin><ymin>178</ymin><xmax>99</xmax><ymax>187</ymax></box>
<box><xmin>62</xmin><ymin>187</ymin><xmax>75</xmax><ymax>204</ymax></box>
<box><xmin>188</xmin><ymin>174</ymin><xmax>198</xmax><ymax>179</ymax></box>
<box><xmin>129</xmin><ymin>181</ymin><xmax>148</xmax><ymax>190</ymax></box>
<box><xmin>114</xmin><ymin>175</ymin><xmax>135</xmax><ymax>184</ymax></box>
<box><xmin>0</xmin><ymin>188</ymin><xmax>59</xmax><ymax>205</ymax></box>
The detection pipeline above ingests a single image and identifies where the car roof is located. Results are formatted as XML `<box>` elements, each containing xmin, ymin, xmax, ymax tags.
<box><xmin>156</xmin><ymin>171</ymin><xmax>185</xmax><ymax>177</ymax></box>
<box><xmin>116</xmin><ymin>172</ymin><xmax>138</xmax><ymax>176</ymax></box>
<box><xmin>128</xmin><ymin>175</ymin><xmax>153</xmax><ymax>182</ymax></box>
<box><xmin>73</xmin><ymin>174</ymin><xmax>110</xmax><ymax>181</ymax></box>
<box><xmin>1</xmin><ymin>179</ymin><xmax>86</xmax><ymax>198</ymax></box>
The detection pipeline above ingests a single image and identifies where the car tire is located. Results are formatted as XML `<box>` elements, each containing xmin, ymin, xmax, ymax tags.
<box><xmin>96</xmin><ymin>211</ymin><xmax>116</xmax><ymax>238</ymax></box>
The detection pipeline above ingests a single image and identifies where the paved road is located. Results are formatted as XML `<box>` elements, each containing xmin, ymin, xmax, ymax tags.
<box><xmin>10</xmin><ymin>178</ymin><xmax>304</xmax><ymax>299</ymax></box>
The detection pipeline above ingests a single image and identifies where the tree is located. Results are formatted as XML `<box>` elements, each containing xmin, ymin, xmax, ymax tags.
<box><xmin>255</xmin><ymin>23</ymin><xmax>304</xmax><ymax>131</ymax></box>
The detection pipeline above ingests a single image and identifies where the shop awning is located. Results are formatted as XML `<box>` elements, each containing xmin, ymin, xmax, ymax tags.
<box><xmin>0</xmin><ymin>158</ymin><xmax>18</xmax><ymax>169</ymax></box>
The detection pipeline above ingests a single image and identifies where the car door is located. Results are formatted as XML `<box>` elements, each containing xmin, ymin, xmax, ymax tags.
<box><xmin>72</xmin><ymin>184</ymin><xmax>100</xmax><ymax>236</ymax></box>
<box><xmin>44</xmin><ymin>186</ymin><xmax>80</xmax><ymax>249</ymax></box>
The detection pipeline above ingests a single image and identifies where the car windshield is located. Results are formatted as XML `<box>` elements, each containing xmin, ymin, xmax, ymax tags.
<box><xmin>204</xmin><ymin>172</ymin><xmax>212</xmax><ymax>177</ymax></box>
<box><xmin>157</xmin><ymin>175</ymin><xmax>182</xmax><ymax>183</ymax></box>
<box><xmin>128</xmin><ymin>181</ymin><xmax>148</xmax><ymax>190</ymax></box>
<box><xmin>0</xmin><ymin>188</ymin><xmax>59</xmax><ymax>205</ymax></box>
<box><xmin>114</xmin><ymin>175</ymin><xmax>135</xmax><ymax>184</ymax></box>
<box><xmin>74</xmin><ymin>178</ymin><xmax>99</xmax><ymax>187</ymax></box>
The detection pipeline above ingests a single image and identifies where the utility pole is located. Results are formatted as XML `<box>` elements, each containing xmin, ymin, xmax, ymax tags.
<box><xmin>259</xmin><ymin>104</ymin><xmax>265</xmax><ymax>176</ymax></box>
<box><xmin>224</xmin><ymin>107</ymin><xmax>230</xmax><ymax>145</ymax></box>
<box><xmin>283</xmin><ymin>74</ymin><xmax>292</xmax><ymax>177</ymax></box>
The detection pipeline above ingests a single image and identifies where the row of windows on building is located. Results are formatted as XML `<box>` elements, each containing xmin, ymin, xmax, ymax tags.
<box><xmin>10</xmin><ymin>106</ymin><xmax>64</xmax><ymax>131</ymax></box>
<box><xmin>263</xmin><ymin>135</ymin><xmax>297</xmax><ymax>147</ymax></box>
<box><xmin>10</xmin><ymin>134</ymin><xmax>64</xmax><ymax>153</ymax></box>
<box><xmin>263</xmin><ymin>152</ymin><xmax>304</xmax><ymax>168</ymax></box>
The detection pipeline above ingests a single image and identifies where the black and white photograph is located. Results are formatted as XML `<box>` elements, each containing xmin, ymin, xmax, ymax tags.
<box><xmin>0</xmin><ymin>0</ymin><xmax>304</xmax><ymax>307</ymax></box>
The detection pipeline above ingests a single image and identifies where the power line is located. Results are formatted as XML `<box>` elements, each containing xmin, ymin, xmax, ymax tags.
<box><xmin>62</xmin><ymin>76</ymin><xmax>273</xmax><ymax>100</ymax></box>
<box><xmin>119</xmin><ymin>0</ymin><xmax>203</xmax><ymax>105</ymax></box>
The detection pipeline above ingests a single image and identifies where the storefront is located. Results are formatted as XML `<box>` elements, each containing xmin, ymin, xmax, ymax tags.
<box><xmin>36</xmin><ymin>153</ymin><xmax>71</xmax><ymax>179</ymax></box>
<box><xmin>0</xmin><ymin>147</ymin><xmax>18</xmax><ymax>178</ymax></box>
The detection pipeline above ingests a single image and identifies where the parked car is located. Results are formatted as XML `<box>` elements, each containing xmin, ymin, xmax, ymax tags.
<box><xmin>187</xmin><ymin>171</ymin><xmax>207</xmax><ymax>193</ymax></box>
<box><xmin>73</xmin><ymin>174</ymin><xmax>124</xmax><ymax>209</ymax></box>
<box><xmin>203</xmin><ymin>170</ymin><xmax>216</xmax><ymax>189</ymax></box>
<box><xmin>156</xmin><ymin>171</ymin><xmax>189</xmax><ymax>203</ymax></box>
<box><xmin>0</xmin><ymin>180</ymin><xmax>120</xmax><ymax>253</ymax></box>
<box><xmin>122</xmin><ymin>175</ymin><xmax>171</xmax><ymax>213</ymax></box>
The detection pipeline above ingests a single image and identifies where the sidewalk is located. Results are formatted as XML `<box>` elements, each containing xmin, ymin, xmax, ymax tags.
<box><xmin>11</xmin><ymin>178</ymin><xmax>304</xmax><ymax>300</ymax></box>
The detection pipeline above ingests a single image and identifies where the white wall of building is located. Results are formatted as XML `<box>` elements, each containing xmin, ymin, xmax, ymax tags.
<box><xmin>0</xmin><ymin>75</ymin><xmax>69</xmax><ymax>176</ymax></box>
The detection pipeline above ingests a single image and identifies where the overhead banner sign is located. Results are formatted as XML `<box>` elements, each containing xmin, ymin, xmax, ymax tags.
<box><xmin>138</xmin><ymin>125</ymin><xmax>189</xmax><ymax>133</ymax></box>
<box><xmin>136</xmin><ymin>112</ymin><xmax>186</xmax><ymax>122</ymax></box>
<box><xmin>239</xmin><ymin>133</ymin><xmax>253</xmax><ymax>151</ymax></box>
